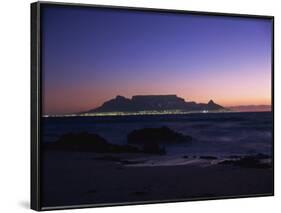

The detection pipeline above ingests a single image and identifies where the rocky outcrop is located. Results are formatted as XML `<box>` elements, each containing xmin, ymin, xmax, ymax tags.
<box><xmin>219</xmin><ymin>154</ymin><xmax>272</xmax><ymax>169</ymax></box>
<box><xmin>127</xmin><ymin>126</ymin><xmax>192</xmax><ymax>145</ymax></box>
<box><xmin>44</xmin><ymin>132</ymin><xmax>139</xmax><ymax>153</ymax></box>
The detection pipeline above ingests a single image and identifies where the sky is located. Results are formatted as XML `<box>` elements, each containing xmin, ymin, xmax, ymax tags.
<box><xmin>41</xmin><ymin>5</ymin><xmax>272</xmax><ymax>115</ymax></box>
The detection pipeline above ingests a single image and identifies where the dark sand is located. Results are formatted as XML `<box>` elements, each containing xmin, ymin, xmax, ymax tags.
<box><xmin>41</xmin><ymin>151</ymin><xmax>273</xmax><ymax>208</ymax></box>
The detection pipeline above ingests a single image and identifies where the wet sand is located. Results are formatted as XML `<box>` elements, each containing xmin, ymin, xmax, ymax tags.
<box><xmin>41</xmin><ymin>151</ymin><xmax>273</xmax><ymax>208</ymax></box>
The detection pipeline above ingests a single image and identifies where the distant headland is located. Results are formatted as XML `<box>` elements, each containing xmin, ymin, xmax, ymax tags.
<box><xmin>43</xmin><ymin>95</ymin><xmax>272</xmax><ymax>117</ymax></box>
<box><xmin>45</xmin><ymin>95</ymin><xmax>231</xmax><ymax>117</ymax></box>
<box><xmin>87</xmin><ymin>94</ymin><xmax>226</xmax><ymax>113</ymax></box>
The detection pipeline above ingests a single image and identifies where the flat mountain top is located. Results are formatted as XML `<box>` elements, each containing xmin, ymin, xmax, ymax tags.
<box><xmin>85</xmin><ymin>95</ymin><xmax>226</xmax><ymax>113</ymax></box>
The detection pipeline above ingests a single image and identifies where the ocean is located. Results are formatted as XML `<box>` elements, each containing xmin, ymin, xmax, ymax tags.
<box><xmin>42</xmin><ymin>111</ymin><xmax>273</xmax><ymax>161</ymax></box>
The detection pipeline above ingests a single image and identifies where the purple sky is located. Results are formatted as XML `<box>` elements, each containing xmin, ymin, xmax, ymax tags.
<box><xmin>41</xmin><ymin>5</ymin><xmax>272</xmax><ymax>115</ymax></box>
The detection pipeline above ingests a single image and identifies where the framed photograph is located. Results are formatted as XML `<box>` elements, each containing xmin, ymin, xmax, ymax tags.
<box><xmin>31</xmin><ymin>1</ymin><xmax>274</xmax><ymax>211</ymax></box>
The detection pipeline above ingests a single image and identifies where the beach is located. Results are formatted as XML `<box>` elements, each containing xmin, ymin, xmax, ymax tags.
<box><xmin>41</xmin><ymin>151</ymin><xmax>273</xmax><ymax>207</ymax></box>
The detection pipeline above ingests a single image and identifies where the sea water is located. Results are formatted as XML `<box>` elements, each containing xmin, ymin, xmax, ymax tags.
<box><xmin>42</xmin><ymin>112</ymin><xmax>273</xmax><ymax>162</ymax></box>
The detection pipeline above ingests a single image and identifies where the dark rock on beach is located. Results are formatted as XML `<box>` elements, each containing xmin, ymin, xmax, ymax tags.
<box><xmin>254</xmin><ymin>153</ymin><xmax>270</xmax><ymax>159</ymax></box>
<box><xmin>44</xmin><ymin>132</ymin><xmax>167</xmax><ymax>155</ymax></box>
<box><xmin>44</xmin><ymin>132</ymin><xmax>140</xmax><ymax>153</ymax></box>
<box><xmin>142</xmin><ymin>142</ymin><xmax>166</xmax><ymax>155</ymax></box>
<box><xmin>92</xmin><ymin>156</ymin><xmax>145</xmax><ymax>165</ymax></box>
<box><xmin>200</xmin><ymin>156</ymin><xmax>218</xmax><ymax>160</ymax></box>
<box><xmin>220</xmin><ymin>154</ymin><xmax>272</xmax><ymax>169</ymax></box>
<box><xmin>126</xmin><ymin>126</ymin><xmax>190</xmax><ymax>155</ymax></box>
<box><xmin>127</xmin><ymin>126</ymin><xmax>192</xmax><ymax>145</ymax></box>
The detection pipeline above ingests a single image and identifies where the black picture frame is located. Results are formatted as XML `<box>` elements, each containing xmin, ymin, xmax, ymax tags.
<box><xmin>31</xmin><ymin>1</ymin><xmax>274</xmax><ymax>211</ymax></box>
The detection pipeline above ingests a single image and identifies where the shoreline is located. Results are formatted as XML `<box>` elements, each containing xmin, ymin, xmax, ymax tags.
<box><xmin>42</xmin><ymin>150</ymin><xmax>273</xmax><ymax>207</ymax></box>
<box><xmin>42</xmin><ymin>110</ymin><xmax>271</xmax><ymax>118</ymax></box>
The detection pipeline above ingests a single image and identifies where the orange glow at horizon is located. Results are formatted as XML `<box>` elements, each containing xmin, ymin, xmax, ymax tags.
<box><xmin>43</xmin><ymin>66</ymin><xmax>271</xmax><ymax>115</ymax></box>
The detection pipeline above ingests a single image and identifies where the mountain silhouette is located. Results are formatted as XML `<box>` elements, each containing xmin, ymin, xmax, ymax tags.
<box><xmin>85</xmin><ymin>95</ymin><xmax>226</xmax><ymax>113</ymax></box>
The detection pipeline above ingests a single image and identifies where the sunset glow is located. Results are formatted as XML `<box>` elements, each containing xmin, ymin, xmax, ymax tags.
<box><xmin>41</xmin><ymin>6</ymin><xmax>272</xmax><ymax>115</ymax></box>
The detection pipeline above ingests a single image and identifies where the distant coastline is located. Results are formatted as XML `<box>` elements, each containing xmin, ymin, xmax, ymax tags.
<box><xmin>228</xmin><ymin>105</ymin><xmax>271</xmax><ymax>112</ymax></box>
<box><xmin>43</xmin><ymin>108</ymin><xmax>271</xmax><ymax>118</ymax></box>
<box><xmin>43</xmin><ymin>94</ymin><xmax>271</xmax><ymax>117</ymax></box>
<box><xmin>43</xmin><ymin>110</ymin><xmax>228</xmax><ymax>118</ymax></box>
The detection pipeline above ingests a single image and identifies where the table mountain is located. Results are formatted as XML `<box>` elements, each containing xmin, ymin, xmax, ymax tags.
<box><xmin>85</xmin><ymin>95</ymin><xmax>226</xmax><ymax>113</ymax></box>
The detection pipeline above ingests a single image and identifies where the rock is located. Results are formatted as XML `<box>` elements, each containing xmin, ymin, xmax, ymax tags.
<box><xmin>45</xmin><ymin>132</ymin><xmax>140</xmax><ymax>153</ymax></box>
<box><xmin>127</xmin><ymin>126</ymin><xmax>192</xmax><ymax>145</ymax></box>
<box><xmin>127</xmin><ymin>126</ymin><xmax>190</xmax><ymax>155</ymax></box>
<box><xmin>92</xmin><ymin>156</ymin><xmax>145</xmax><ymax>165</ymax></box>
<box><xmin>219</xmin><ymin>154</ymin><xmax>272</xmax><ymax>169</ymax></box>
<box><xmin>255</xmin><ymin>153</ymin><xmax>270</xmax><ymax>159</ymax></box>
<box><xmin>142</xmin><ymin>142</ymin><xmax>166</xmax><ymax>155</ymax></box>
<box><xmin>199</xmin><ymin>156</ymin><xmax>218</xmax><ymax>160</ymax></box>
